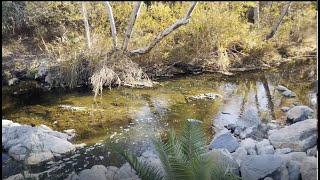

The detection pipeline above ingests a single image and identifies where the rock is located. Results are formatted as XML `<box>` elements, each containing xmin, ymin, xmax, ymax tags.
<box><xmin>256</xmin><ymin>139</ymin><xmax>275</xmax><ymax>155</ymax></box>
<box><xmin>77</xmin><ymin>165</ymin><xmax>110</xmax><ymax>180</ymax></box>
<box><xmin>275</xmin><ymin>148</ymin><xmax>292</xmax><ymax>154</ymax></box>
<box><xmin>186</xmin><ymin>93</ymin><xmax>222</xmax><ymax>101</ymax></box>
<box><xmin>138</xmin><ymin>150</ymin><xmax>164</xmax><ymax>176</ymax></box>
<box><xmin>240</xmin><ymin>155</ymin><xmax>283</xmax><ymax>180</ymax></box>
<box><xmin>287</xmin><ymin>106</ymin><xmax>314</xmax><ymax>123</ymax></box>
<box><xmin>300</xmin><ymin>157</ymin><xmax>317</xmax><ymax>180</ymax></box>
<box><xmin>114</xmin><ymin>163</ymin><xmax>139</xmax><ymax>180</ymax></box>
<box><xmin>204</xmin><ymin>149</ymin><xmax>240</xmax><ymax>175</ymax></box>
<box><xmin>63</xmin><ymin>129</ymin><xmax>76</xmax><ymax>139</ymax></box>
<box><xmin>209</xmin><ymin>132</ymin><xmax>239</xmax><ymax>152</ymax></box>
<box><xmin>8</xmin><ymin>78</ymin><xmax>19</xmax><ymax>86</ymax></box>
<box><xmin>306</xmin><ymin>146</ymin><xmax>317</xmax><ymax>157</ymax></box>
<box><xmin>276</xmin><ymin>85</ymin><xmax>296</xmax><ymax>97</ymax></box>
<box><xmin>238</xmin><ymin>107</ymin><xmax>261</xmax><ymax>128</ymax></box>
<box><xmin>225</xmin><ymin>123</ymin><xmax>237</xmax><ymax>131</ymax></box>
<box><xmin>239</xmin><ymin>125</ymin><xmax>268</xmax><ymax>140</ymax></box>
<box><xmin>2</xmin><ymin>120</ymin><xmax>76</xmax><ymax>165</ymax></box>
<box><xmin>240</xmin><ymin>138</ymin><xmax>257</xmax><ymax>155</ymax></box>
<box><xmin>4</xmin><ymin>173</ymin><xmax>25</xmax><ymax>180</ymax></box>
<box><xmin>231</xmin><ymin>146</ymin><xmax>247</xmax><ymax>165</ymax></box>
<box><xmin>264</xmin><ymin>177</ymin><xmax>274</xmax><ymax>180</ymax></box>
<box><xmin>287</xmin><ymin>160</ymin><xmax>301</xmax><ymax>180</ymax></box>
<box><xmin>281</xmin><ymin>107</ymin><xmax>290</xmax><ymax>112</ymax></box>
<box><xmin>282</xmin><ymin>90</ymin><xmax>296</xmax><ymax>98</ymax></box>
<box><xmin>268</xmin><ymin>119</ymin><xmax>317</xmax><ymax>151</ymax></box>
<box><xmin>279</xmin><ymin>152</ymin><xmax>307</xmax><ymax>165</ymax></box>
<box><xmin>276</xmin><ymin>85</ymin><xmax>289</xmax><ymax>92</ymax></box>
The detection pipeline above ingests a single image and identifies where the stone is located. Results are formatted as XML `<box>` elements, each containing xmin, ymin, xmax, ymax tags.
<box><xmin>204</xmin><ymin>149</ymin><xmax>240</xmax><ymax>175</ymax></box>
<box><xmin>287</xmin><ymin>160</ymin><xmax>301</xmax><ymax>180</ymax></box>
<box><xmin>209</xmin><ymin>132</ymin><xmax>239</xmax><ymax>152</ymax></box>
<box><xmin>256</xmin><ymin>139</ymin><xmax>275</xmax><ymax>155</ymax></box>
<box><xmin>268</xmin><ymin>119</ymin><xmax>317</xmax><ymax>151</ymax></box>
<box><xmin>240</xmin><ymin>138</ymin><xmax>257</xmax><ymax>155</ymax></box>
<box><xmin>238</xmin><ymin>107</ymin><xmax>261</xmax><ymax>128</ymax></box>
<box><xmin>306</xmin><ymin>146</ymin><xmax>317</xmax><ymax>157</ymax></box>
<box><xmin>281</xmin><ymin>107</ymin><xmax>290</xmax><ymax>112</ymax></box>
<box><xmin>276</xmin><ymin>85</ymin><xmax>289</xmax><ymax>92</ymax></box>
<box><xmin>287</xmin><ymin>106</ymin><xmax>314</xmax><ymax>123</ymax></box>
<box><xmin>264</xmin><ymin>177</ymin><xmax>274</xmax><ymax>180</ymax></box>
<box><xmin>231</xmin><ymin>146</ymin><xmax>247</xmax><ymax>165</ymax></box>
<box><xmin>114</xmin><ymin>162</ymin><xmax>139</xmax><ymax>180</ymax></box>
<box><xmin>282</xmin><ymin>90</ymin><xmax>296</xmax><ymax>98</ymax></box>
<box><xmin>275</xmin><ymin>148</ymin><xmax>292</xmax><ymax>155</ymax></box>
<box><xmin>77</xmin><ymin>165</ymin><xmax>109</xmax><ymax>180</ymax></box>
<box><xmin>186</xmin><ymin>93</ymin><xmax>222</xmax><ymax>101</ymax></box>
<box><xmin>300</xmin><ymin>157</ymin><xmax>317</xmax><ymax>180</ymax></box>
<box><xmin>138</xmin><ymin>150</ymin><xmax>164</xmax><ymax>176</ymax></box>
<box><xmin>240</xmin><ymin>155</ymin><xmax>283</xmax><ymax>180</ymax></box>
<box><xmin>8</xmin><ymin>78</ymin><xmax>19</xmax><ymax>86</ymax></box>
<box><xmin>2</xmin><ymin>120</ymin><xmax>76</xmax><ymax>165</ymax></box>
<box><xmin>63</xmin><ymin>129</ymin><xmax>76</xmax><ymax>139</ymax></box>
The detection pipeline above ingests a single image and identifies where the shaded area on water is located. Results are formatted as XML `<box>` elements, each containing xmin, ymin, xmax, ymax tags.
<box><xmin>2</xmin><ymin>60</ymin><xmax>317</xmax><ymax>179</ymax></box>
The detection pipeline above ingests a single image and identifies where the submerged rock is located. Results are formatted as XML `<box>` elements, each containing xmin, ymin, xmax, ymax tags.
<box><xmin>186</xmin><ymin>93</ymin><xmax>222</xmax><ymax>101</ymax></box>
<box><xmin>209</xmin><ymin>132</ymin><xmax>239</xmax><ymax>152</ymax></box>
<box><xmin>2</xmin><ymin>119</ymin><xmax>76</xmax><ymax>165</ymax></box>
<box><xmin>276</xmin><ymin>85</ymin><xmax>296</xmax><ymax>98</ymax></box>
<box><xmin>286</xmin><ymin>106</ymin><xmax>314</xmax><ymax>123</ymax></box>
<box><xmin>268</xmin><ymin>119</ymin><xmax>317</xmax><ymax>151</ymax></box>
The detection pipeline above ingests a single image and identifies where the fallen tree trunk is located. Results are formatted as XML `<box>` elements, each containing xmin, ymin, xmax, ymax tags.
<box><xmin>266</xmin><ymin>1</ymin><xmax>292</xmax><ymax>40</ymax></box>
<box><xmin>129</xmin><ymin>2</ymin><xmax>198</xmax><ymax>56</ymax></box>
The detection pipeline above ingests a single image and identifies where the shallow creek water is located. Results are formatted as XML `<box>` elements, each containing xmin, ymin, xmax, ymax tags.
<box><xmin>2</xmin><ymin>61</ymin><xmax>317</xmax><ymax>179</ymax></box>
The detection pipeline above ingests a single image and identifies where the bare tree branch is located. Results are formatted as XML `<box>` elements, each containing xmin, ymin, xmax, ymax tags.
<box><xmin>129</xmin><ymin>1</ymin><xmax>198</xmax><ymax>56</ymax></box>
<box><xmin>266</xmin><ymin>1</ymin><xmax>292</xmax><ymax>40</ymax></box>
<box><xmin>81</xmin><ymin>2</ymin><xmax>92</xmax><ymax>49</ymax></box>
<box><xmin>122</xmin><ymin>1</ymin><xmax>142</xmax><ymax>51</ymax></box>
<box><xmin>105</xmin><ymin>2</ymin><xmax>117</xmax><ymax>50</ymax></box>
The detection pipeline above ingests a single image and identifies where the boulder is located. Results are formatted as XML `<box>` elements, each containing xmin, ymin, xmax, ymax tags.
<box><xmin>268</xmin><ymin>119</ymin><xmax>317</xmax><ymax>151</ymax></box>
<box><xmin>276</xmin><ymin>85</ymin><xmax>296</xmax><ymax>97</ymax></box>
<box><xmin>275</xmin><ymin>148</ymin><xmax>292</xmax><ymax>155</ymax></box>
<box><xmin>306</xmin><ymin>146</ymin><xmax>317</xmax><ymax>157</ymax></box>
<box><xmin>77</xmin><ymin>165</ymin><xmax>111</xmax><ymax>180</ymax></box>
<box><xmin>256</xmin><ymin>139</ymin><xmax>275</xmax><ymax>155</ymax></box>
<box><xmin>209</xmin><ymin>132</ymin><xmax>239</xmax><ymax>152</ymax></box>
<box><xmin>300</xmin><ymin>157</ymin><xmax>317</xmax><ymax>180</ymax></box>
<box><xmin>240</xmin><ymin>155</ymin><xmax>283</xmax><ymax>180</ymax></box>
<box><xmin>287</xmin><ymin>160</ymin><xmax>301</xmax><ymax>180</ymax></box>
<box><xmin>2</xmin><ymin>120</ymin><xmax>76</xmax><ymax>165</ymax></box>
<box><xmin>240</xmin><ymin>138</ymin><xmax>257</xmax><ymax>155</ymax></box>
<box><xmin>287</xmin><ymin>106</ymin><xmax>314</xmax><ymax>123</ymax></box>
<box><xmin>114</xmin><ymin>163</ymin><xmax>139</xmax><ymax>180</ymax></box>
<box><xmin>205</xmin><ymin>149</ymin><xmax>240</xmax><ymax>175</ymax></box>
<box><xmin>276</xmin><ymin>85</ymin><xmax>289</xmax><ymax>92</ymax></box>
<box><xmin>231</xmin><ymin>146</ymin><xmax>247</xmax><ymax>165</ymax></box>
<box><xmin>186</xmin><ymin>93</ymin><xmax>222</xmax><ymax>101</ymax></box>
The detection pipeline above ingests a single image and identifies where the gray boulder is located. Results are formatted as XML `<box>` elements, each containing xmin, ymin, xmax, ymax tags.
<box><xmin>2</xmin><ymin>120</ymin><xmax>76</xmax><ymax>165</ymax></box>
<box><xmin>300</xmin><ymin>157</ymin><xmax>317</xmax><ymax>180</ymax></box>
<box><xmin>306</xmin><ymin>146</ymin><xmax>317</xmax><ymax>157</ymax></box>
<box><xmin>268</xmin><ymin>119</ymin><xmax>317</xmax><ymax>151</ymax></box>
<box><xmin>240</xmin><ymin>138</ymin><xmax>257</xmax><ymax>155</ymax></box>
<box><xmin>287</xmin><ymin>160</ymin><xmax>301</xmax><ymax>180</ymax></box>
<box><xmin>256</xmin><ymin>139</ymin><xmax>275</xmax><ymax>155</ymax></box>
<box><xmin>204</xmin><ymin>149</ymin><xmax>240</xmax><ymax>175</ymax></box>
<box><xmin>275</xmin><ymin>148</ymin><xmax>292</xmax><ymax>155</ymax></box>
<box><xmin>231</xmin><ymin>146</ymin><xmax>247</xmax><ymax>165</ymax></box>
<box><xmin>78</xmin><ymin>165</ymin><xmax>111</xmax><ymax>180</ymax></box>
<box><xmin>287</xmin><ymin>106</ymin><xmax>314</xmax><ymax>123</ymax></box>
<box><xmin>209</xmin><ymin>132</ymin><xmax>239</xmax><ymax>152</ymax></box>
<box><xmin>240</xmin><ymin>155</ymin><xmax>283</xmax><ymax>180</ymax></box>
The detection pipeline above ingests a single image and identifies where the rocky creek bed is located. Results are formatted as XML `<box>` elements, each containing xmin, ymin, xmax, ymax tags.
<box><xmin>2</xmin><ymin>62</ymin><xmax>318</xmax><ymax>180</ymax></box>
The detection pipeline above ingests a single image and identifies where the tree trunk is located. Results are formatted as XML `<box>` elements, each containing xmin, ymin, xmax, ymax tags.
<box><xmin>104</xmin><ymin>2</ymin><xmax>117</xmax><ymax>50</ymax></box>
<box><xmin>266</xmin><ymin>1</ymin><xmax>292</xmax><ymax>40</ymax></box>
<box><xmin>129</xmin><ymin>2</ymin><xmax>198</xmax><ymax>56</ymax></box>
<box><xmin>121</xmin><ymin>1</ymin><xmax>142</xmax><ymax>51</ymax></box>
<box><xmin>81</xmin><ymin>2</ymin><xmax>92</xmax><ymax>49</ymax></box>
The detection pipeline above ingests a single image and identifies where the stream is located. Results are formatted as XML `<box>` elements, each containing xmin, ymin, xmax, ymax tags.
<box><xmin>2</xmin><ymin>60</ymin><xmax>317</xmax><ymax>179</ymax></box>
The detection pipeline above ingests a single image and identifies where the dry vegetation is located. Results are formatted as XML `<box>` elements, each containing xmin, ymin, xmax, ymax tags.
<box><xmin>2</xmin><ymin>1</ymin><xmax>317</xmax><ymax>93</ymax></box>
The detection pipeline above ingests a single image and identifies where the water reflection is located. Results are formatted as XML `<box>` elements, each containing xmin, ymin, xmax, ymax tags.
<box><xmin>2</xmin><ymin>61</ymin><xmax>317</xmax><ymax>179</ymax></box>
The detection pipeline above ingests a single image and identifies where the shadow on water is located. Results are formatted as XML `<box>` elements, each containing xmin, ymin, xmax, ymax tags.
<box><xmin>2</xmin><ymin>60</ymin><xmax>317</xmax><ymax>179</ymax></box>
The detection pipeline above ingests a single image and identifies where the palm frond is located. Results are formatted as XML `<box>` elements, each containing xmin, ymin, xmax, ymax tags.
<box><xmin>119</xmin><ymin>149</ymin><xmax>164</xmax><ymax>180</ymax></box>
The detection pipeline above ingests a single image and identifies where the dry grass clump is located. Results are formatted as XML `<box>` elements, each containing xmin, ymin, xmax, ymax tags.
<box><xmin>91</xmin><ymin>52</ymin><xmax>153</xmax><ymax>100</ymax></box>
